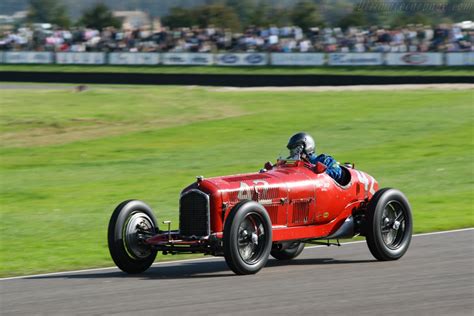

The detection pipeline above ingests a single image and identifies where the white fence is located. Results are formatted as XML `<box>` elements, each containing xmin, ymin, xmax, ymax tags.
<box><xmin>109</xmin><ymin>52</ymin><xmax>160</xmax><ymax>65</ymax></box>
<box><xmin>385</xmin><ymin>53</ymin><xmax>443</xmax><ymax>66</ymax></box>
<box><xmin>162</xmin><ymin>53</ymin><xmax>213</xmax><ymax>65</ymax></box>
<box><xmin>328</xmin><ymin>53</ymin><xmax>383</xmax><ymax>66</ymax></box>
<box><xmin>216</xmin><ymin>53</ymin><xmax>267</xmax><ymax>66</ymax></box>
<box><xmin>445</xmin><ymin>52</ymin><xmax>474</xmax><ymax>66</ymax></box>
<box><xmin>0</xmin><ymin>51</ymin><xmax>472</xmax><ymax>66</ymax></box>
<box><xmin>271</xmin><ymin>53</ymin><xmax>324</xmax><ymax>65</ymax></box>
<box><xmin>56</xmin><ymin>52</ymin><xmax>106</xmax><ymax>64</ymax></box>
<box><xmin>4</xmin><ymin>52</ymin><xmax>54</xmax><ymax>64</ymax></box>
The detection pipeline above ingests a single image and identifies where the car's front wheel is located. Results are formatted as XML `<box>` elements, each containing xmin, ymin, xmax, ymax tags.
<box><xmin>365</xmin><ymin>188</ymin><xmax>413</xmax><ymax>261</ymax></box>
<box><xmin>224</xmin><ymin>200</ymin><xmax>272</xmax><ymax>275</ymax></box>
<box><xmin>108</xmin><ymin>200</ymin><xmax>158</xmax><ymax>274</ymax></box>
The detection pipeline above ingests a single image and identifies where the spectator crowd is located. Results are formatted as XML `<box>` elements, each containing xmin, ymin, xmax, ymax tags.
<box><xmin>1</xmin><ymin>24</ymin><xmax>472</xmax><ymax>53</ymax></box>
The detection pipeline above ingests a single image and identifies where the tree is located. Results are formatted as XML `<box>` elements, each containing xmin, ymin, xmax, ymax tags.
<box><xmin>290</xmin><ymin>0</ymin><xmax>324</xmax><ymax>32</ymax></box>
<box><xmin>248</xmin><ymin>1</ymin><xmax>291</xmax><ymax>27</ymax></box>
<box><xmin>195</xmin><ymin>4</ymin><xmax>241</xmax><ymax>30</ymax></box>
<box><xmin>389</xmin><ymin>0</ymin><xmax>447</xmax><ymax>26</ymax></box>
<box><xmin>390</xmin><ymin>12</ymin><xmax>432</xmax><ymax>27</ymax></box>
<box><xmin>162</xmin><ymin>4</ymin><xmax>240</xmax><ymax>30</ymax></box>
<box><xmin>247</xmin><ymin>1</ymin><xmax>268</xmax><ymax>26</ymax></box>
<box><xmin>266</xmin><ymin>6</ymin><xmax>292</xmax><ymax>26</ymax></box>
<box><xmin>446</xmin><ymin>0</ymin><xmax>474</xmax><ymax>22</ymax></box>
<box><xmin>78</xmin><ymin>3</ymin><xmax>121</xmax><ymax>30</ymax></box>
<box><xmin>338</xmin><ymin>11</ymin><xmax>368</xmax><ymax>29</ymax></box>
<box><xmin>322</xmin><ymin>0</ymin><xmax>353</xmax><ymax>27</ymax></box>
<box><xmin>161</xmin><ymin>7</ymin><xmax>196</xmax><ymax>28</ymax></box>
<box><xmin>27</xmin><ymin>0</ymin><xmax>71</xmax><ymax>28</ymax></box>
<box><xmin>225</xmin><ymin>0</ymin><xmax>255</xmax><ymax>28</ymax></box>
<box><xmin>363</xmin><ymin>0</ymin><xmax>389</xmax><ymax>26</ymax></box>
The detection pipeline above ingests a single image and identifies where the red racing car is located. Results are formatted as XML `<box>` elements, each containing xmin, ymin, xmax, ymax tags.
<box><xmin>108</xmin><ymin>157</ymin><xmax>413</xmax><ymax>275</ymax></box>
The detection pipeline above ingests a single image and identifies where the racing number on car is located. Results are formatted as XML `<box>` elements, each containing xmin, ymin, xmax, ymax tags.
<box><xmin>237</xmin><ymin>180</ymin><xmax>269</xmax><ymax>200</ymax></box>
<box><xmin>355</xmin><ymin>170</ymin><xmax>375</xmax><ymax>196</ymax></box>
<box><xmin>253</xmin><ymin>180</ymin><xmax>269</xmax><ymax>197</ymax></box>
<box><xmin>238</xmin><ymin>182</ymin><xmax>252</xmax><ymax>200</ymax></box>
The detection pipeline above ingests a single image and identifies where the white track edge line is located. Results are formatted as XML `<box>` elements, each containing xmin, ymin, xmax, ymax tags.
<box><xmin>1</xmin><ymin>227</ymin><xmax>472</xmax><ymax>281</ymax></box>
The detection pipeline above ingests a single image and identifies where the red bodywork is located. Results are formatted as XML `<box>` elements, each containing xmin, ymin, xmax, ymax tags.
<box><xmin>146</xmin><ymin>160</ymin><xmax>378</xmax><ymax>252</ymax></box>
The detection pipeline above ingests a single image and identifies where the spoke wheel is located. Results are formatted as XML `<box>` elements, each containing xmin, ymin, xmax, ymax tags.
<box><xmin>380</xmin><ymin>201</ymin><xmax>406</xmax><ymax>249</ymax></box>
<box><xmin>237</xmin><ymin>213</ymin><xmax>267</xmax><ymax>264</ymax></box>
<box><xmin>224</xmin><ymin>201</ymin><xmax>272</xmax><ymax>275</ymax></box>
<box><xmin>108</xmin><ymin>200</ymin><xmax>158</xmax><ymax>274</ymax></box>
<box><xmin>123</xmin><ymin>212</ymin><xmax>155</xmax><ymax>259</ymax></box>
<box><xmin>366</xmin><ymin>188</ymin><xmax>413</xmax><ymax>261</ymax></box>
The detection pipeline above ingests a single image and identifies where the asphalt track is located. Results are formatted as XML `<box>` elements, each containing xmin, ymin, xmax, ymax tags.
<box><xmin>1</xmin><ymin>229</ymin><xmax>473</xmax><ymax>315</ymax></box>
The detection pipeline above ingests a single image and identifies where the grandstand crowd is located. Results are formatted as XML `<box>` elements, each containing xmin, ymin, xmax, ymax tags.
<box><xmin>1</xmin><ymin>24</ymin><xmax>472</xmax><ymax>53</ymax></box>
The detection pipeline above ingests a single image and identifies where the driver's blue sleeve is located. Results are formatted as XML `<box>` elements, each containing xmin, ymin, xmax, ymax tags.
<box><xmin>309</xmin><ymin>153</ymin><xmax>342</xmax><ymax>182</ymax></box>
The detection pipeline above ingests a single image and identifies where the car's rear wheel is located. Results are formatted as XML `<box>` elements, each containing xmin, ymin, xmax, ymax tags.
<box><xmin>108</xmin><ymin>200</ymin><xmax>158</xmax><ymax>274</ymax></box>
<box><xmin>270</xmin><ymin>242</ymin><xmax>305</xmax><ymax>260</ymax></box>
<box><xmin>224</xmin><ymin>200</ymin><xmax>272</xmax><ymax>275</ymax></box>
<box><xmin>366</xmin><ymin>188</ymin><xmax>412</xmax><ymax>261</ymax></box>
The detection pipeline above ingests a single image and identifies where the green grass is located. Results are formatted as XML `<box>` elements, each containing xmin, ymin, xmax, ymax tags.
<box><xmin>0</xmin><ymin>84</ymin><xmax>473</xmax><ymax>277</ymax></box>
<box><xmin>1</xmin><ymin>64</ymin><xmax>473</xmax><ymax>76</ymax></box>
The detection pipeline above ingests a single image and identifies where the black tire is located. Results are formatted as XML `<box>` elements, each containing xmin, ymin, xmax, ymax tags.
<box><xmin>271</xmin><ymin>242</ymin><xmax>305</xmax><ymax>260</ymax></box>
<box><xmin>366</xmin><ymin>188</ymin><xmax>413</xmax><ymax>261</ymax></box>
<box><xmin>223</xmin><ymin>200</ymin><xmax>272</xmax><ymax>275</ymax></box>
<box><xmin>108</xmin><ymin>200</ymin><xmax>158</xmax><ymax>274</ymax></box>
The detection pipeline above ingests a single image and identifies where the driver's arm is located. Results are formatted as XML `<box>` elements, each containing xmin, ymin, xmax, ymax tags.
<box><xmin>309</xmin><ymin>154</ymin><xmax>342</xmax><ymax>181</ymax></box>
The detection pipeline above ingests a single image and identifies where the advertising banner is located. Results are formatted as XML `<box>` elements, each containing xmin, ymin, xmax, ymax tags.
<box><xmin>216</xmin><ymin>53</ymin><xmax>267</xmax><ymax>66</ymax></box>
<box><xmin>109</xmin><ymin>52</ymin><xmax>160</xmax><ymax>65</ymax></box>
<box><xmin>445</xmin><ymin>52</ymin><xmax>474</xmax><ymax>66</ymax></box>
<box><xmin>162</xmin><ymin>53</ymin><xmax>213</xmax><ymax>65</ymax></box>
<box><xmin>4</xmin><ymin>52</ymin><xmax>54</xmax><ymax>64</ymax></box>
<box><xmin>271</xmin><ymin>53</ymin><xmax>325</xmax><ymax>66</ymax></box>
<box><xmin>386</xmin><ymin>53</ymin><xmax>443</xmax><ymax>66</ymax></box>
<box><xmin>328</xmin><ymin>53</ymin><xmax>383</xmax><ymax>66</ymax></box>
<box><xmin>56</xmin><ymin>52</ymin><xmax>106</xmax><ymax>64</ymax></box>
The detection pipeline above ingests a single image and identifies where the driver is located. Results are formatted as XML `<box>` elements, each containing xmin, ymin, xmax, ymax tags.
<box><xmin>287</xmin><ymin>132</ymin><xmax>342</xmax><ymax>182</ymax></box>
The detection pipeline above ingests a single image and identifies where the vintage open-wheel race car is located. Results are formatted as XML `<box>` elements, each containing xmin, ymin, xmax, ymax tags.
<box><xmin>108</xmin><ymin>156</ymin><xmax>413</xmax><ymax>275</ymax></box>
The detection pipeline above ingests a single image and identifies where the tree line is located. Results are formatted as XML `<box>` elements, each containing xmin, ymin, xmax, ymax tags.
<box><xmin>163</xmin><ymin>0</ymin><xmax>473</xmax><ymax>30</ymax></box>
<box><xmin>26</xmin><ymin>0</ymin><xmax>120</xmax><ymax>30</ymax></box>
<box><xmin>24</xmin><ymin>0</ymin><xmax>474</xmax><ymax>31</ymax></box>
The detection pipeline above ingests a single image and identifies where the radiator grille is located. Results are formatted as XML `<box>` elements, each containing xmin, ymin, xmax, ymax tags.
<box><xmin>179</xmin><ymin>190</ymin><xmax>210</xmax><ymax>237</ymax></box>
<box><xmin>265</xmin><ymin>205</ymin><xmax>279</xmax><ymax>224</ymax></box>
<box><xmin>227</xmin><ymin>185</ymin><xmax>280</xmax><ymax>203</ymax></box>
<box><xmin>292</xmin><ymin>202</ymin><xmax>309</xmax><ymax>224</ymax></box>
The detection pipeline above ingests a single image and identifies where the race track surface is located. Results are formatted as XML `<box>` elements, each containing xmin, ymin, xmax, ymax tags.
<box><xmin>1</xmin><ymin>229</ymin><xmax>473</xmax><ymax>315</ymax></box>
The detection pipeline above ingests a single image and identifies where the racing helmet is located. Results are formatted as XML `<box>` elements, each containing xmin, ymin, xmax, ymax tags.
<box><xmin>287</xmin><ymin>132</ymin><xmax>316</xmax><ymax>156</ymax></box>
